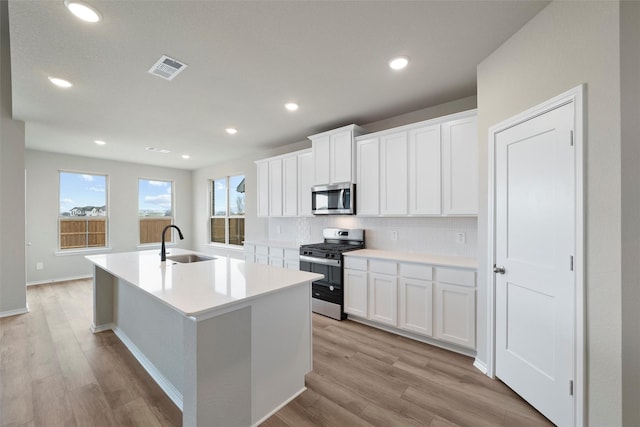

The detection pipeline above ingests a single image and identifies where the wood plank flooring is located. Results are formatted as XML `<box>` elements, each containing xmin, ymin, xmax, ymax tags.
<box><xmin>0</xmin><ymin>279</ymin><xmax>553</xmax><ymax>427</ymax></box>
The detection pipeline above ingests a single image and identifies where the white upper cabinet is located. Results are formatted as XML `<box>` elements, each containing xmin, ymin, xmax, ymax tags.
<box><xmin>356</xmin><ymin>137</ymin><xmax>380</xmax><ymax>216</ymax></box>
<box><xmin>442</xmin><ymin>115</ymin><xmax>478</xmax><ymax>215</ymax></box>
<box><xmin>256</xmin><ymin>161</ymin><xmax>269</xmax><ymax>218</ymax></box>
<box><xmin>268</xmin><ymin>159</ymin><xmax>283</xmax><ymax>217</ymax></box>
<box><xmin>380</xmin><ymin>132</ymin><xmax>408</xmax><ymax>216</ymax></box>
<box><xmin>282</xmin><ymin>156</ymin><xmax>298</xmax><ymax>217</ymax></box>
<box><xmin>297</xmin><ymin>151</ymin><xmax>314</xmax><ymax>217</ymax></box>
<box><xmin>409</xmin><ymin>124</ymin><xmax>441</xmax><ymax>215</ymax></box>
<box><xmin>309</xmin><ymin>124</ymin><xmax>366</xmax><ymax>185</ymax></box>
<box><xmin>355</xmin><ymin>110</ymin><xmax>477</xmax><ymax>217</ymax></box>
<box><xmin>312</xmin><ymin>134</ymin><xmax>331</xmax><ymax>185</ymax></box>
<box><xmin>255</xmin><ymin>149</ymin><xmax>310</xmax><ymax>218</ymax></box>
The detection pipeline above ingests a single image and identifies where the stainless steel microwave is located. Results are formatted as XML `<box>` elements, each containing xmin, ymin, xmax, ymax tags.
<box><xmin>311</xmin><ymin>183</ymin><xmax>355</xmax><ymax>215</ymax></box>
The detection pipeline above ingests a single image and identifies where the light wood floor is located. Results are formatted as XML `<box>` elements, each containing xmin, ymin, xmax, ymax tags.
<box><xmin>0</xmin><ymin>279</ymin><xmax>553</xmax><ymax>427</ymax></box>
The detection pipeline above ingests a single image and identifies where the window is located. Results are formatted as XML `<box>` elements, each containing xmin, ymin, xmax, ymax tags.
<box><xmin>138</xmin><ymin>179</ymin><xmax>173</xmax><ymax>244</ymax></box>
<box><xmin>59</xmin><ymin>171</ymin><xmax>108</xmax><ymax>250</ymax></box>
<box><xmin>211</xmin><ymin>175</ymin><xmax>245</xmax><ymax>246</ymax></box>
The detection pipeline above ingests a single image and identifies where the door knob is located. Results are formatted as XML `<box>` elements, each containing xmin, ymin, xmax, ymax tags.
<box><xmin>493</xmin><ymin>265</ymin><xmax>506</xmax><ymax>274</ymax></box>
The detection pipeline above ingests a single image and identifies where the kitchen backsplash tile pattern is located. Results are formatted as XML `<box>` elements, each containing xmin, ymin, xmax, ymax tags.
<box><xmin>269</xmin><ymin>216</ymin><xmax>478</xmax><ymax>258</ymax></box>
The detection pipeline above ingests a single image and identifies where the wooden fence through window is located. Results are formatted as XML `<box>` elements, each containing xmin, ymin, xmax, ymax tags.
<box><xmin>139</xmin><ymin>217</ymin><xmax>173</xmax><ymax>244</ymax></box>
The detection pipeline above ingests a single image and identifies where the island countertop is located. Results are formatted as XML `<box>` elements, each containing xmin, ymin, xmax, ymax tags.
<box><xmin>86</xmin><ymin>248</ymin><xmax>323</xmax><ymax>318</ymax></box>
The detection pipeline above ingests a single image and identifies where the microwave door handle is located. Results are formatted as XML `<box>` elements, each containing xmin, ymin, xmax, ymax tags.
<box><xmin>339</xmin><ymin>189</ymin><xmax>345</xmax><ymax>209</ymax></box>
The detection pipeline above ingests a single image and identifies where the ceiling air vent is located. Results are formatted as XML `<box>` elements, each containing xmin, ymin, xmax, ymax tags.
<box><xmin>147</xmin><ymin>55</ymin><xmax>188</xmax><ymax>81</ymax></box>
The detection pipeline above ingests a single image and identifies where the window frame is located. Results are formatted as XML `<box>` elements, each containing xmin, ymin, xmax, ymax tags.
<box><xmin>209</xmin><ymin>175</ymin><xmax>245</xmax><ymax>247</ymax></box>
<box><xmin>137</xmin><ymin>178</ymin><xmax>175</xmax><ymax>246</ymax></box>
<box><xmin>57</xmin><ymin>169</ymin><xmax>110</xmax><ymax>253</ymax></box>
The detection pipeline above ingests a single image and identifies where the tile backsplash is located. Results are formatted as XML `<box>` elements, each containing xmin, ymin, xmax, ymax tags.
<box><xmin>268</xmin><ymin>216</ymin><xmax>478</xmax><ymax>258</ymax></box>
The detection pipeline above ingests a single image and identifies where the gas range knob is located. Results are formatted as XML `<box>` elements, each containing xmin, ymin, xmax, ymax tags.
<box><xmin>329</xmin><ymin>286</ymin><xmax>334</xmax><ymax>291</ymax></box>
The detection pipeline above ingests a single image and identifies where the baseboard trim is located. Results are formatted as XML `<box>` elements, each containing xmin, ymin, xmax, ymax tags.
<box><xmin>252</xmin><ymin>386</ymin><xmax>306</xmax><ymax>427</ymax></box>
<box><xmin>27</xmin><ymin>275</ymin><xmax>92</xmax><ymax>287</ymax></box>
<box><xmin>473</xmin><ymin>358</ymin><xmax>488</xmax><ymax>375</ymax></box>
<box><xmin>0</xmin><ymin>305</ymin><xmax>30</xmax><ymax>318</ymax></box>
<box><xmin>112</xmin><ymin>326</ymin><xmax>184</xmax><ymax>411</ymax></box>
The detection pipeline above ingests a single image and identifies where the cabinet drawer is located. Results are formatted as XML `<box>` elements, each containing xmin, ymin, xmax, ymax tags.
<box><xmin>369</xmin><ymin>260</ymin><xmax>397</xmax><ymax>275</ymax></box>
<box><xmin>269</xmin><ymin>247</ymin><xmax>284</xmax><ymax>258</ymax></box>
<box><xmin>344</xmin><ymin>256</ymin><xmax>367</xmax><ymax>271</ymax></box>
<box><xmin>256</xmin><ymin>245</ymin><xmax>269</xmax><ymax>256</ymax></box>
<box><xmin>400</xmin><ymin>263</ymin><xmax>433</xmax><ymax>281</ymax></box>
<box><xmin>436</xmin><ymin>268</ymin><xmax>476</xmax><ymax>287</ymax></box>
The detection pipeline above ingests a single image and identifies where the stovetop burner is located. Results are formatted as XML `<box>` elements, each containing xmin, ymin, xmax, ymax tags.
<box><xmin>300</xmin><ymin>242</ymin><xmax>363</xmax><ymax>253</ymax></box>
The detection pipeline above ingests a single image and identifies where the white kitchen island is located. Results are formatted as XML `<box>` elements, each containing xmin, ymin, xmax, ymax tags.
<box><xmin>86</xmin><ymin>248</ymin><xmax>322</xmax><ymax>427</ymax></box>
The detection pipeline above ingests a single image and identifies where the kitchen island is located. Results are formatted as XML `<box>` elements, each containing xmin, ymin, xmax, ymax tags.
<box><xmin>86</xmin><ymin>248</ymin><xmax>323</xmax><ymax>427</ymax></box>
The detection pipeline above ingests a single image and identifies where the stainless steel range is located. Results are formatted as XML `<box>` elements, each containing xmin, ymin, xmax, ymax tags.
<box><xmin>299</xmin><ymin>228</ymin><xmax>364</xmax><ymax>320</ymax></box>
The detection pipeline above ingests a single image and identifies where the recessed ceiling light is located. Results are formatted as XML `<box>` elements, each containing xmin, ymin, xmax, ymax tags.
<box><xmin>145</xmin><ymin>147</ymin><xmax>171</xmax><ymax>154</ymax></box>
<box><xmin>285</xmin><ymin>102</ymin><xmax>299</xmax><ymax>112</ymax></box>
<box><xmin>94</xmin><ymin>140</ymin><xmax>106</xmax><ymax>145</ymax></box>
<box><xmin>388</xmin><ymin>56</ymin><xmax>410</xmax><ymax>71</ymax></box>
<box><xmin>226</xmin><ymin>128</ymin><xmax>238</xmax><ymax>135</ymax></box>
<box><xmin>64</xmin><ymin>0</ymin><xmax>102</xmax><ymax>23</ymax></box>
<box><xmin>181</xmin><ymin>154</ymin><xmax>190</xmax><ymax>159</ymax></box>
<box><xmin>48</xmin><ymin>77</ymin><xmax>73</xmax><ymax>88</ymax></box>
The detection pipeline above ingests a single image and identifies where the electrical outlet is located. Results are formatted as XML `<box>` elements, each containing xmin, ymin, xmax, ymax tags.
<box><xmin>391</xmin><ymin>230</ymin><xmax>398</xmax><ymax>241</ymax></box>
<box><xmin>455</xmin><ymin>232</ymin><xmax>466</xmax><ymax>244</ymax></box>
<box><xmin>36</xmin><ymin>262</ymin><xmax>44</xmax><ymax>270</ymax></box>
<box><xmin>276</xmin><ymin>225</ymin><xmax>281</xmax><ymax>234</ymax></box>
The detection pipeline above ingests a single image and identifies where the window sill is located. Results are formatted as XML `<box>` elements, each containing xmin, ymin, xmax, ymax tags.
<box><xmin>55</xmin><ymin>247</ymin><xmax>113</xmax><ymax>256</ymax></box>
<box><xmin>205</xmin><ymin>243</ymin><xmax>244</xmax><ymax>252</ymax></box>
<box><xmin>136</xmin><ymin>242</ymin><xmax>177</xmax><ymax>250</ymax></box>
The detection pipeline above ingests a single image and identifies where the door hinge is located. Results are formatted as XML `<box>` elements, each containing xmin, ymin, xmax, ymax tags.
<box><xmin>570</xmin><ymin>130</ymin><xmax>574</xmax><ymax>146</ymax></box>
<box><xmin>570</xmin><ymin>255</ymin><xmax>574</xmax><ymax>271</ymax></box>
<box><xmin>569</xmin><ymin>380</ymin><xmax>574</xmax><ymax>396</ymax></box>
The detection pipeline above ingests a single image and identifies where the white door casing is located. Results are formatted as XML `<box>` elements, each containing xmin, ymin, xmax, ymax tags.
<box><xmin>486</xmin><ymin>85</ymin><xmax>584</xmax><ymax>427</ymax></box>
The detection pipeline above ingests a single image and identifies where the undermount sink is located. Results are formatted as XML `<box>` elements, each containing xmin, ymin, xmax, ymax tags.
<box><xmin>167</xmin><ymin>254</ymin><xmax>216</xmax><ymax>264</ymax></box>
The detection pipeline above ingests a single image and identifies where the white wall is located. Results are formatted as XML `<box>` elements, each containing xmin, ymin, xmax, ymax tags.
<box><xmin>25</xmin><ymin>150</ymin><xmax>192</xmax><ymax>284</ymax></box>
<box><xmin>193</xmin><ymin>96</ymin><xmax>478</xmax><ymax>259</ymax></box>
<box><xmin>0</xmin><ymin>1</ymin><xmax>27</xmax><ymax>317</ymax></box>
<box><xmin>620</xmin><ymin>1</ymin><xmax>640</xmax><ymax>426</ymax></box>
<box><xmin>477</xmin><ymin>1</ymin><xmax>622</xmax><ymax>424</ymax></box>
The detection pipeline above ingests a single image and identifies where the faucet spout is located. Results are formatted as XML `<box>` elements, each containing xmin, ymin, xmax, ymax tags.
<box><xmin>161</xmin><ymin>224</ymin><xmax>184</xmax><ymax>262</ymax></box>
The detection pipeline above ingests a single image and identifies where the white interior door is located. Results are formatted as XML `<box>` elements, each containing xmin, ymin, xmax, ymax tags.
<box><xmin>494</xmin><ymin>102</ymin><xmax>575</xmax><ymax>426</ymax></box>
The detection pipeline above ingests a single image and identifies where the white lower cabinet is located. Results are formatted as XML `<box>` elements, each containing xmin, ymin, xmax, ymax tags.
<box><xmin>344</xmin><ymin>268</ymin><xmax>368</xmax><ymax>318</ymax></box>
<box><xmin>399</xmin><ymin>277</ymin><xmax>433</xmax><ymax>336</ymax></box>
<box><xmin>433</xmin><ymin>267</ymin><xmax>476</xmax><ymax>349</ymax></box>
<box><xmin>368</xmin><ymin>272</ymin><xmax>397</xmax><ymax>326</ymax></box>
<box><xmin>434</xmin><ymin>283</ymin><xmax>475</xmax><ymax>348</ymax></box>
<box><xmin>343</xmin><ymin>254</ymin><xmax>476</xmax><ymax>352</ymax></box>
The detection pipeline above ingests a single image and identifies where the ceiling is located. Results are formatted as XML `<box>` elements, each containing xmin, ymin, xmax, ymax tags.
<box><xmin>8</xmin><ymin>0</ymin><xmax>548</xmax><ymax>170</ymax></box>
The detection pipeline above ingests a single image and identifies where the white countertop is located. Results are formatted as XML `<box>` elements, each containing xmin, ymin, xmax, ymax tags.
<box><xmin>344</xmin><ymin>249</ymin><xmax>478</xmax><ymax>270</ymax></box>
<box><xmin>86</xmin><ymin>249</ymin><xmax>323</xmax><ymax>318</ymax></box>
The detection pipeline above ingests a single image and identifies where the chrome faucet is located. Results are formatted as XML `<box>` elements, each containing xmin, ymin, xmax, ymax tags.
<box><xmin>161</xmin><ymin>224</ymin><xmax>184</xmax><ymax>262</ymax></box>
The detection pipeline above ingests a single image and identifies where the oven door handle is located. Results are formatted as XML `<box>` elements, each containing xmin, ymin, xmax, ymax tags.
<box><xmin>299</xmin><ymin>255</ymin><xmax>341</xmax><ymax>267</ymax></box>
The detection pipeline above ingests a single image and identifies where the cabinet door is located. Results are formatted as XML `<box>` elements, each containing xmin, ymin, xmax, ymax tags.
<box><xmin>356</xmin><ymin>137</ymin><xmax>380</xmax><ymax>216</ymax></box>
<box><xmin>330</xmin><ymin>129</ymin><xmax>354</xmax><ymax>184</ymax></box>
<box><xmin>442</xmin><ymin>116</ymin><xmax>477</xmax><ymax>215</ymax></box>
<box><xmin>344</xmin><ymin>269</ymin><xmax>368</xmax><ymax>317</ymax></box>
<box><xmin>282</xmin><ymin>155</ymin><xmax>298</xmax><ymax>217</ymax></box>
<box><xmin>313</xmin><ymin>135</ymin><xmax>331</xmax><ymax>185</ymax></box>
<box><xmin>297</xmin><ymin>152</ymin><xmax>314</xmax><ymax>217</ymax></box>
<box><xmin>409</xmin><ymin>124</ymin><xmax>441</xmax><ymax>215</ymax></box>
<box><xmin>434</xmin><ymin>283</ymin><xmax>475</xmax><ymax>348</ymax></box>
<box><xmin>256</xmin><ymin>161</ymin><xmax>269</xmax><ymax>217</ymax></box>
<box><xmin>399</xmin><ymin>277</ymin><xmax>433</xmax><ymax>336</ymax></box>
<box><xmin>368</xmin><ymin>273</ymin><xmax>398</xmax><ymax>326</ymax></box>
<box><xmin>380</xmin><ymin>132</ymin><xmax>408</xmax><ymax>215</ymax></box>
<box><xmin>268</xmin><ymin>159</ymin><xmax>283</xmax><ymax>217</ymax></box>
